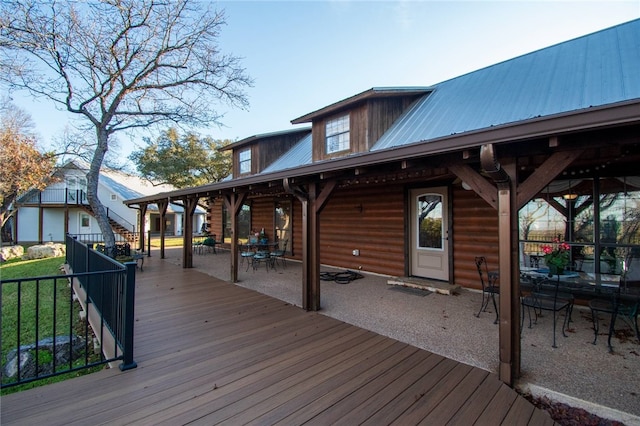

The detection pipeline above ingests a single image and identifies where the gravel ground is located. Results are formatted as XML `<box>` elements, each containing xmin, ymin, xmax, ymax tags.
<box><xmin>158</xmin><ymin>247</ymin><xmax>640</xmax><ymax>425</ymax></box>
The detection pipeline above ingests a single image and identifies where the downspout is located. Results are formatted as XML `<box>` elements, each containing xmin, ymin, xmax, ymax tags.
<box><xmin>480</xmin><ymin>144</ymin><xmax>520</xmax><ymax>386</ymax></box>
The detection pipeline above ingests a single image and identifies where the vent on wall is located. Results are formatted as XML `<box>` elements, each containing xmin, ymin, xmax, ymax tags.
<box><xmin>111</xmin><ymin>194</ymin><xmax>117</xmax><ymax>201</ymax></box>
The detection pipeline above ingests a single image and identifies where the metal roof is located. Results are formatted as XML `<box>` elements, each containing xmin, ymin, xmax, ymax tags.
<box><xmin>125</xmin><ymin>19</ymin><xmax>640</xmax><ymax>205</ymax></box>
<box><xmin>220</xmin><ymin>127</ymin><xmax>311</xmax><ymax>152</ymax></box>
<box><xmin>372</xmin><ymin>19</ymin><xmax>640</xmax><ymax>151</ymax></box>
<box><xmin>261</xmin><ymin>133</ymin><xmax>312</xmax><ymax>174</ymax></box>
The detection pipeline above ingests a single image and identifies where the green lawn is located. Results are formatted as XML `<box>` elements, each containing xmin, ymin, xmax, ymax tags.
<box><xmin>1</xmin><ymin>256</ymin><xmax>102</xmax><ymax>394</ymax></box>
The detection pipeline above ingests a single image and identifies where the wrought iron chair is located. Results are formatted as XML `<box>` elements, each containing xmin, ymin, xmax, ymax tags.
<box><xmin>239</xmin><ymin>243</ymin><xmax>255</xmax><ymax>271</ymax></box>
<box><xmin>475</xmin><ymin>256</ymin><xmax>499</xmax><ymax>324</ymax></box>
<box><xmin>521</xmin><ymin>276</ymin><xmax>572</xmax><ymax>348</ymax></box>
<box><xmin>269</xmin><ymin>239</ymin><xmax>288</xmax><ymax>269</ymax></box>
<box><xmin>589</xmin><ymin>252</ymin><xmax>640</xmax><ymax>351</ymax></box>
<box><xmin>252</xmin><ymin>250</ymin><xmax>271</xmax><ymax>272</ymax></box>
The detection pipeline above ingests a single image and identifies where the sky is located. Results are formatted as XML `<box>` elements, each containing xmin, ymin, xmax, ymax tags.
<box><xmin>9</xmin><ymin>0</ymin><xmax>640</xmax><ymax>164</ymax></box>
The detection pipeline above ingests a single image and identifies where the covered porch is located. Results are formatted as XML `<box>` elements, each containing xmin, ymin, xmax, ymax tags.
<box><xmin>1</xmin><ymin>253</ymin><xmax>556</xmax><ymax>425</ymax></box>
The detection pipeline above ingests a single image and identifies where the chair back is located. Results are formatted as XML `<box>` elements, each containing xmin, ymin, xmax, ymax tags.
<box><xmin>475</xmin><ymin>256</ymin><xmax>489</xmax><ymax>290</ymax></box>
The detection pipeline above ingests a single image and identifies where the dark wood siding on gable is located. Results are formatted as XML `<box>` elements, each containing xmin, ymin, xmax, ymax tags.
<box><xmin>367</xmin><ymin>98</ymin><xmax>416</xmax><ymax>150</ymax></box>
<box><xmin>233</xmin><ymin>133</ymin><xmax>308</xmax><ymax>177</ymax></box>
<box><xmin>311</xmin><ymin>95</ymin><xmax>424</xmax><ymax>161</ymax></box>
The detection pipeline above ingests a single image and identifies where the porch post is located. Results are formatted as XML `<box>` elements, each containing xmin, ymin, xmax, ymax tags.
<box><xmin>138</xmin><ymin>204</ymin><xmax>147</xmax><ymax>252</ymax></box>
<box><xmin>480</xmin><ymin>145</ymin><xmax>520</xmax><ymax>385</ymax></box>
<box><xmin>181</xmin><ymin>197</ymin><xmax>199</xmax><ymax>268</ymax></box>
<box><xmin>224</xmin><ymin>192</ymin><xmax>248</xmax><ymax>283</ymax></box>
<box><xmin>157</xmin><ymin>199</ymin><xmax>168</xmax><ymax>259</ymax></box>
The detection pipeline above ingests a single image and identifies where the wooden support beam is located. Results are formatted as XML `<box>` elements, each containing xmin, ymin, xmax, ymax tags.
<box><xmin>479</xmin><ymin>144</ymin><xmax>520</xmax><ymax>386</ymax></box>
<box><xmin>181</xmin><ymin>197</ymin><xmax>199</xmax><ymax>269</ymax></box>
<box><xmin>447</xmin><ymin>163</ymin><xmax>498</xmax><ymax>210</ymax></box>
<box><xmin>497</xmin><ymin>161</ymin><xmax>520</xmax><ymax>386</ymax></box>
<box><xmin>285</xmin><ymin>179</ymin><xmax>336</xmax><ymax>311</ymax></box>
<box><xmin>157</xmin><ymin>199</ymin><xmax>168</xmax><ymax>260</ymax></box>
<box><xmin>516</xmin><ymin>150</ymin><xmax>582</xmax><ymax>210</ymax></box>
<box><xmin>224</xmin><ymin>192</ymin><xmax>248</xmax><ymax>283</ymax></box>
<box><xmin>138</xmin><ymin>204</ymin><xmax>147</xmax><ymax>252</ymax></box>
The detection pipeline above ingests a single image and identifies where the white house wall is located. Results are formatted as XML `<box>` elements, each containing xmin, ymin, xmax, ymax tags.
<box><xmin>43</xmin><ymin>209</ymin><xmax>66</xmax><ymax>242</ymax></box>
<box><xmin>98</xmin><ymin>183</ymin><xmax>138</xmax><ymax>232</ymax></box>
<box><xmin>17</xmin><ymin>207</ymin><xmax>39</xmax><ymax>242</ymax></box>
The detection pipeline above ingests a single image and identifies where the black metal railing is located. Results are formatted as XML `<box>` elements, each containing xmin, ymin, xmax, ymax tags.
<box><xmin>105</xmin><ymin>208</ymin><xmax>136</xmax><ymax>234</ymax></box>
<box><xmin>18</xmin><ymin>188</ymin><xmax>88</xmax><ymax>205</ymax></box>
<box><xmin>0</xmin><ymin>236</ymin><xmax>136</xmax><ymax>389</ymax></box>
<box><xmin>69</xmin><ymin>232</ymin><xmax>142</xmax><ymax>247</ymax></box>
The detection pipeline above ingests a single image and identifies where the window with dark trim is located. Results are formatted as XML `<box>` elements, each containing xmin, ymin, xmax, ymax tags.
<box><xmin>325</xmin><ymin>114</ymin><xmax>350</xmax><ymax>154</ymax></box>
<box><xmin>239</xmin><ymin>148</ymin><xmax>251</xmax><ymax>174</ymax></box>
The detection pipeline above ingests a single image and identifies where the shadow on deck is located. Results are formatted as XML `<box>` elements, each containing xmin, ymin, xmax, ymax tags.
<box><xmin>1</xmin><ymin>255</ymin><xmax>554</xmax><ymax>425</ymax></box>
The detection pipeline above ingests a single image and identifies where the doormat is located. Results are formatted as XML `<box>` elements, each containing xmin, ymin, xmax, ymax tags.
<box><xmin>388</xmin><ymin>286</ymin><xmax>432</xmax><ymax>297</ymax></box>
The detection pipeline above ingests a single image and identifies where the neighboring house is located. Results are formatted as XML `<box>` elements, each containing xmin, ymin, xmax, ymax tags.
<box><xmin>15</xmin><ymin>160</ymin><xmax>205</xmax><ymax>244</ymax></box>
<box><xmin>127</xmin><ymin>20</ymin><xmax>640</xmax><ymax>383</ymax></box>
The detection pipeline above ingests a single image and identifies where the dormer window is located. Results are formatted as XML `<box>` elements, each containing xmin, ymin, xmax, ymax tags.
<box><xmin>239</xmin><ymin>148</ymin><xmax>251</xmax><ymax>174</ymax></box>
<box><xmin>325</xmin><ymin>114</ymin><xmax>350</xmax><ymax>154</ymax></box>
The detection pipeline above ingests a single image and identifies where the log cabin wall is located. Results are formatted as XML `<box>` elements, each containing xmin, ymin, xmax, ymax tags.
<box><xmin>319</xmin><ymin>182</ymin><xmax>406</xmax><ymax>277</ymax></box>
<box><xmin>208</xmin><ymin>199</ymin><xmax>224</xmax><ymax>240</ymax></box>
<box><xmin>451</xmin><ymin>185</ymin><xmax>499</xmax><ymax>290</ymax></box>
<box><xmin>206</xmin><ymin>178</ymin><xmax>500</xmax><ymax>289</ymax></box>
<box><xmin>249</xmin><ymin>197</ymin><xmax>277</xmax><ymax>240</ymax></box>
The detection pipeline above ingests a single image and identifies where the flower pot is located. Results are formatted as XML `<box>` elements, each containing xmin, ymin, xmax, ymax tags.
<box><xmin>548</xmin><ymin>264</ymin><xmax>565</xmax><ymax>276</ymax></box>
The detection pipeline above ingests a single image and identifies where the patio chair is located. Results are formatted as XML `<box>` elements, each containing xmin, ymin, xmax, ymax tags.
<box><xmin>521</xmin><ymin>276</ymin><xmax>572</xmax><ymax>348</ymax></box>
<box><xmin>269</xmin><ymin>239</ymin><xmax>288</xmax><ymax>269</ymax></box>
<box><xmin>252</xmin><ymin>250</ymin><xmax>271</xmax><ymax>272</ymax></box>
<box><xmin>202</xmin><ymin>237</ymin><xmax>217</xmax><ymax>254</ymax></box>
<box><xmin>475</xmin><ymin>256</ymin><xmax>499</xmax><ymax>324</ymax></box>
<box><xmin>589</xmin><ymin>254</ymin><xmax>640</xmax><ymax>352</ymax></box>
<box><xmin>239</xmin><ymin>244</ymin><xmax>255</xmax><ymax>271</ymax></box>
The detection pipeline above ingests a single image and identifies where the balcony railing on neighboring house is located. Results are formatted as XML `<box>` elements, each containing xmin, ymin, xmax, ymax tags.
<box><xmin>19</xmin><ymin>188</ymin><xmax>89</xmax><ymax>205</ymax></box>
<box><xmin>0</xmin><ymin>235</ymin><xmax>136</xmax><ymax>389</ymax></box>
<box><xmin>18</xmin><ymin>188</ymin><xmax>138</xmax><ymax>243</ymax></box>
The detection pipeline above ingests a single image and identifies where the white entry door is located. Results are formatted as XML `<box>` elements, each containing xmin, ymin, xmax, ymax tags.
<box><xmin>410</xmin><ymin>187</ymin><xmax>449</xmax><ymax>281</ymax></box>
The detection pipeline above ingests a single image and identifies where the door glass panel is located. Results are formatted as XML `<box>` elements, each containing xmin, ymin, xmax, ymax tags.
<box><xmin>417</xmin><ymin>194</ymin><xmax>443</xmax><ymax>250</ymax></box>
<box><xmin>274</xmin><ymin>200</ymin><xmax>291</xmax><ymax>251</ymax></box>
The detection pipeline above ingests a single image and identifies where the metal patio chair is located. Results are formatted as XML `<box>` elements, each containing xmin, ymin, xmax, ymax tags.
<box><xmin>475</xmin><ymin>256</ymin><xmax>499</xmax><ymax>324</ymax></box>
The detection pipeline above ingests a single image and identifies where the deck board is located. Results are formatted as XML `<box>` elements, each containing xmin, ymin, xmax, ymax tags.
<box><xmin>1</xmin><ymin>256</ymin><xmax>554</xmax><ymax>425</ymax></box>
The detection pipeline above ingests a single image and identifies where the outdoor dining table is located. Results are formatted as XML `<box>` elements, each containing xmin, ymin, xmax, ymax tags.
<box><xmin>519</xmin><ymin>267</ymin><xmax>621</xmax><ymax>298</ymax></box>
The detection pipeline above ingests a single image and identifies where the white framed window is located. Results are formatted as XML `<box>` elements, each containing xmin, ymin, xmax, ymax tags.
<box><xmin>325</xmin><ymin>114</ymin><xmax>350</xmax><ymax>154</ymax></box>
<box><xmin>239</xmin><ymin>148</ymin><xmax>251</xmax><ymax>174</ymax></box>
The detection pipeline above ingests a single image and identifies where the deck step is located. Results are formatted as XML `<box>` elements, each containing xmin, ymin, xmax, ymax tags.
<box><xmin>387</xmin><ymin>276</ymin><xmax>460</xmax><ymax>295</ymax></box>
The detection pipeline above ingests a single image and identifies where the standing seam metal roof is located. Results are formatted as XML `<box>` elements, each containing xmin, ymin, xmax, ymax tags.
<box><xmin>372</xmin><ymin>19</ymin><xmax>640</xmax><ymax>151</ymax></box>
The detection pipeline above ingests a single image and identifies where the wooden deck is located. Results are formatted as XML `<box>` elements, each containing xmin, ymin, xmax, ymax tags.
<box><xmin>1</xmin><ymin>257</ymin><xmax>555</xmax><ymax>425</ymax></box>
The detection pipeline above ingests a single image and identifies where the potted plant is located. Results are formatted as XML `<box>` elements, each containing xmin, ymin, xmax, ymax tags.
<box><xmin>541</xmin><ymin>240</ymin><xmax>571</xmax><ymax>275</ymax></box>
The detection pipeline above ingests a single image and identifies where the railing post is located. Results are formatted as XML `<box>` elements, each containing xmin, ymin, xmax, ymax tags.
<box><xmin>147</xmin><ymin>230</ymin><xmax>151</xmax><ymax>257</ymax></box>
<box><xmin>119</xmin><ymin>262</ymin><xmax>137</xmax><ymax>371</ymax></box>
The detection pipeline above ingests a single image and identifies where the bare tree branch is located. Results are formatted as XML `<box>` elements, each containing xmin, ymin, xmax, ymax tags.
<box><xmin>0</xmin><ymin>0</ymin><xmax>252</xmax><ymax>254</ymax></box>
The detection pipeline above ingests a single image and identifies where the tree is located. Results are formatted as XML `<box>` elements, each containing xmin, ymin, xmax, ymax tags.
<box><xmin>130</xmin><ymin>127</ymin><xmax>232</xmax><ymax>188</ymax></box>
<box><xmin>1</xmin><ymin>0</ymin><xmax>252</xmax><ymax>255</ymax></box>
<box><xmin>0</xmin><ymin>108</ymin><xmax>57</xmax><ymax>229</ymax></box>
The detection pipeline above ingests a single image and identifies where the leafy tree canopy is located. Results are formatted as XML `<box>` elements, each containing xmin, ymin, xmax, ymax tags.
<box><xmin>0</xmin><ymin>104</ymin><xmax>57</xmax><ymax>228</ymax></box>
<box><xmin>131</xmin><ymin>128</ymin><xmax>232</xmax><ymax>188</ymax></box>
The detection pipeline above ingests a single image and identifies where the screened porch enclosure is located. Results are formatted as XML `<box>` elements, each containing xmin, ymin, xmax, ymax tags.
<box><xmin>519</xmin><ymin>175</ymin><xmax>640</xmax><ymax>275</ymax></box>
